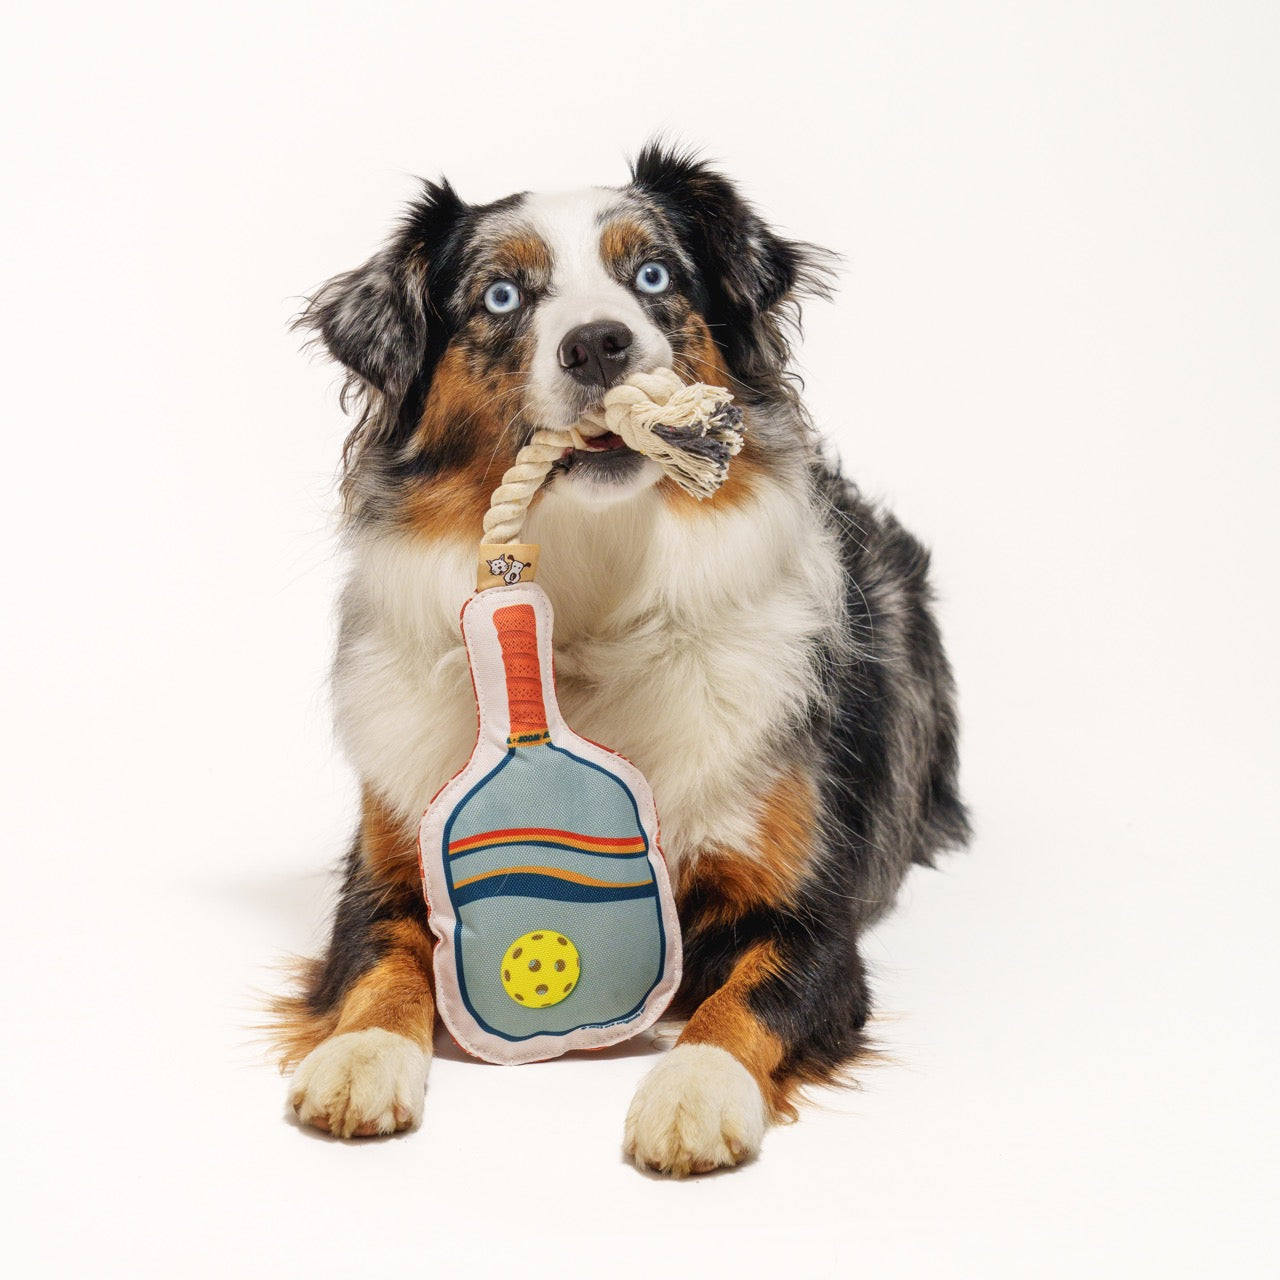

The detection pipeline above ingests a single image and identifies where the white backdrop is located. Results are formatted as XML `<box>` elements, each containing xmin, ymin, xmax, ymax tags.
<box><xmin>2</xmin><ymin>1</ymin><xmax>1276</xmax><ymax>1275</ymax></box>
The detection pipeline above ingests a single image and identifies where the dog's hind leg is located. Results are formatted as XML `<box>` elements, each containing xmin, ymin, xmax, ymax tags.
<box><xmin>271</xmin><ymin>791</ymin><xmax>436</xmax><ymax>1138</ymax></box>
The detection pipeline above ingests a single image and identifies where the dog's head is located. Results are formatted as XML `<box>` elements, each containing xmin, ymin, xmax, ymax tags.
<box><xmin>302</xmin><ymin>143</ymin><xmax>833</xmax><ymax>528</ymax></box>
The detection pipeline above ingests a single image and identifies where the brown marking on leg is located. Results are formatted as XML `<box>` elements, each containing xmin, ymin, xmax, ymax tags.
<box><xmin>267</xmin><ymin>917</ymin><xmax>436</xmax><ymax>1076</ymax></box>
<box><xmin>677</xmin><ymin>941</ymin><xmax>793</xmax><ymax>1121</ymax></box>
<box><xmin>331</xmin><ymin>919</ymin><xmax>435</xmax><ymax>1046</ymax></box>
<box><xmin>265</xmin><ymin>958</ymin><xmax>340</xmax><ymax>1070</ymax></box>
<box><xmin>360</xmin><ymin>787</ymin><xmax>423</xmax><ymax>891</ymax></box>
<box><xmin>300</xmin><ymin>917</ymin><xmax>436</xmax><ymax>1136</ymax></box>
<box><xmin>334</xmin><ymin>794</ymin><xmax>435</xmax><ymax>1045</ymax></box>
<box><xmin>289</xmin><ymin>906</ymin><xmax>436</xmax><ymax>1138</ymax></box>
<box><xmin>671</xmin><ymin>768</ymin><xmax>826</xmax><ymax>1121</ymax></box>
<box><xmin>678</xmin><ymin>768</ymin><xmax>818</xmax><ymax>926</ymax></box>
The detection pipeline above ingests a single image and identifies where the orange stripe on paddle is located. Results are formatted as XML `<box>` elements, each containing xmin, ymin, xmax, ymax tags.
<box><xmin>448</xmin><ymin>828</ymin><xmax>647</xmax><ymax>855</ymax></box>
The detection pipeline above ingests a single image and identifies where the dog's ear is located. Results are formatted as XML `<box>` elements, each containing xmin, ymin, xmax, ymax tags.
<box><xmin>629</xmin><ymin>142</ymin><xmax>835</xmax><ymax>384</ymax></box>
<box><xmin>298</xmin><ymin>179</ymin><xmax>467</xmax><ymax>399</ymax></box>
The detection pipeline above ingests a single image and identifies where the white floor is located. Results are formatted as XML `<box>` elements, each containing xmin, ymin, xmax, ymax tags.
<box><xmin>3</xmin><ymin>2</ymin><xmax>1276</xmax><ymax>1275</ymax></box>
<box><xmin>12</xmin><ymin>810</ymin><xmax>1272</xmax><ymax>1277</ymax></box>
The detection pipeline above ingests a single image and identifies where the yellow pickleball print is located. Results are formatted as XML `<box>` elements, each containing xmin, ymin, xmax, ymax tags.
<box><xmin>501</xmin><ymin>930</ymin><xmax>580</xmax><ymax>1007</ymax></box>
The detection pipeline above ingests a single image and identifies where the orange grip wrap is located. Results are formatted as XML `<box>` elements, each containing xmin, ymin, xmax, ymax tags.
<box><xmin>493</xmin><ymin>604</ymin><xmax>548</xmax><ymax>743</ymax></box>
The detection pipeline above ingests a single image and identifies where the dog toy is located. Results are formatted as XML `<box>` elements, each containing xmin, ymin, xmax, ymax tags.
<box><xmin>417</xmin><ymin>370</ymin><xmax>744</xmax><ymax>1064</ymax></box>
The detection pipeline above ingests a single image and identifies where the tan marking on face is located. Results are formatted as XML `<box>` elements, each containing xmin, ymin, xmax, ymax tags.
<box><xmin>403</xmin><ymin>459</ymin><xmax>503</xmax><ymax>544</ymax></box>
<box><xmin>489</xmin><ymin>233</ymin><xmax>553</xmax><ymax>282</ymax></box>
<box><xmin>400</xmin><ymin>342</ymin><xmax>530</xmax><ymax>542</ymax></box>
<box><xmin>673</xmin><ymin>311</ymin><xmax>733</xmax><ymax>386</ymax></box>
<box><xmin>677</xmin><ymin>941</ymin><xmax>792</xmax><ymax>1119</ymax></box>
<box><xmin>599</xmin><ymin>218</ymin><xmax>651</xmax><ymax>269</ymax></box>
<box><xmin>660</xmin><ymin>313</ymin><xmax>761</xmax><ymax>514</ymax></box>
<box><xmin>677</xmin><ymin>767</ymin><xmax>817</xmax><ymax>924</ymax></box>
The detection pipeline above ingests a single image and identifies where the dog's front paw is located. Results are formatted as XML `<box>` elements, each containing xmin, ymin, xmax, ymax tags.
<box><xmin>624</xmin><ymin>1044</ymin><xmax>767</xmax><ymax>1176</ymax></box>
<box><xmin>288</xmin><ymin>1029</ymin><xmax>428</xmax><ymax>1138</ymax></box>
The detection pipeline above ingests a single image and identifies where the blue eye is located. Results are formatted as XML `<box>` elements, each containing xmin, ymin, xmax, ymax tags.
<box><xmin>634</xmin><ymin>261</ymin><xmax>670</xmax><ymax>294</ymax></box>
<box><xmin>484</xmin><ymin>281</ymin><xmax>521</xmax><ymax>314</ymax></box>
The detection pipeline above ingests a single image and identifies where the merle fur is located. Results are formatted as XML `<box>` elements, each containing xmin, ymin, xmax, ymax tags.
<box><xmin>674</xmin><ymin>475</ymin><xmax>969</xmax><ymax>1086</ymax></box>
<box><xmin>297</xmin><ymin>179</ymin><xmax>479</xmax><ymax>516</ymax></box>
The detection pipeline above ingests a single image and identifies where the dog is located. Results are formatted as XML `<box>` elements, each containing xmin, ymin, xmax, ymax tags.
<box><xmin>272</xmin><ymin>142</ymin><xmax>969</xmax><ymax>1175</ymax></box>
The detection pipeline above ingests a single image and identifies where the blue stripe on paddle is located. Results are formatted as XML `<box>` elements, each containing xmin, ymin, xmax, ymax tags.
<box><xmin>452</xmin><ymin>872</ymin><xmax>658</xmax><ymax>908</ymax></box>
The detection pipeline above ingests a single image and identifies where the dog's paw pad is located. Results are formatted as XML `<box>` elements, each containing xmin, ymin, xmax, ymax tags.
<box><xmin>288</xmin><ymin>1029</ymin><xmax>427</xmax><ymax>1139</ymax></box>
<box><xmin>623</xmin><ymin>1044</ymin><xmax>766</xmax><ymax>1176</ymax></box>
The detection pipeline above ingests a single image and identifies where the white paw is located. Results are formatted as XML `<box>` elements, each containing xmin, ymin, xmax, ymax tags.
<box><xmin>288</xmin><ymin>1029</ymin><xmax>428</xmax><ymax>1138</ymax></box>
<box><xmin>623</xmin><ymin>1044</ymin><xmax>767</xmax><ymax>1176</ymax></box>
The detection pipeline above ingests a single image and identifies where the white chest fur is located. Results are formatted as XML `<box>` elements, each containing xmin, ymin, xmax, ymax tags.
<box><xmin>332</xmin><ymin>476</ymin><xmax>843</xmax><ymax>875</ymax></box>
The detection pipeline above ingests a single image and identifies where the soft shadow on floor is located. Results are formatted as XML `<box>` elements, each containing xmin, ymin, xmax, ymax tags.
<box><xmin>430</xmin><ymin>1022</ymin><xmax>671</xmax><ymax>1064</ymax></box>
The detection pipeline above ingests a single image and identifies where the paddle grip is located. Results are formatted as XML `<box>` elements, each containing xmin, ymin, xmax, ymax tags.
<box><xmin>493</xmin><ymin>603</ymin><xmax>548</xmax><ymax>743</ymax></box>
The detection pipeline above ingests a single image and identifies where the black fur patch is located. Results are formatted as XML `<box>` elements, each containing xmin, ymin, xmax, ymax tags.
<box><xmin>813</xmin><ymin>468</ymin><xmax>971</xmax><ymax>914</ymax></box>
<box><xmin>301</xmin><ymin>839</ymin><xmax>427</xmax><ymax>1018</ymax></box>
<box><xmin>674</xmin><ymin>870</ymin><xmax>871</xmax><ymax>1086</ymax></box>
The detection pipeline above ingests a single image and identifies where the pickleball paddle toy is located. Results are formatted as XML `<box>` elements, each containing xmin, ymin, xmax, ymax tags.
<box><xmin>417</xmin><ymin>368</ymin><xmax>745</xmax><ymax>1064</ymax></box>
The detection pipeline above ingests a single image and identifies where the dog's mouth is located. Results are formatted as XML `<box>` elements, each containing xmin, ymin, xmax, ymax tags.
<box><xmin>576</xmin><ymin>431</ymin><xmax>627</xmax><ymax>453</ymax></box>
<box><xmin>555</xmin><ymin>440</ymin><xmax>645</xmax><ymax>481</ymax></box>
<box><xmin>551</xmin><ymin>426</ymin><xmax>644</xmax><ymax>482</ymax></box>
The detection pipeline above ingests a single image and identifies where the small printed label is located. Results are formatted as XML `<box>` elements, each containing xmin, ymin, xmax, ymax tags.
<box><xmin>477</xmin><ymin>544</ymin><xmax>540</xmax><ymax>591</ymax></box>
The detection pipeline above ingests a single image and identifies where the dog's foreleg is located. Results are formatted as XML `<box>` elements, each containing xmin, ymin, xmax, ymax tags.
<box><xmin>278</xmin><ymin>792</ymin><xmax>436</xmax><ymax>1138</ymax></box>
<box><xmin>624</xmin><ymin>772</ymin><xmax>871</xmax><ymax>1175</ymax></box>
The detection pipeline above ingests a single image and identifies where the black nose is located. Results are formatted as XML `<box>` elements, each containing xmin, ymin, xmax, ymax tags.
<box><xmin>557</xmin><ymin>322</ymin><xmax>634</xmax><ymax>389</ymax></box>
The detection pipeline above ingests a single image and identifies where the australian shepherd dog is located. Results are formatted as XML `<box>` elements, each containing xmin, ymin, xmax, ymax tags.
<box><xmin>271</xmin><ymin>143</ymin><xmax>969</xmax><ymax>1175</ymax></box>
